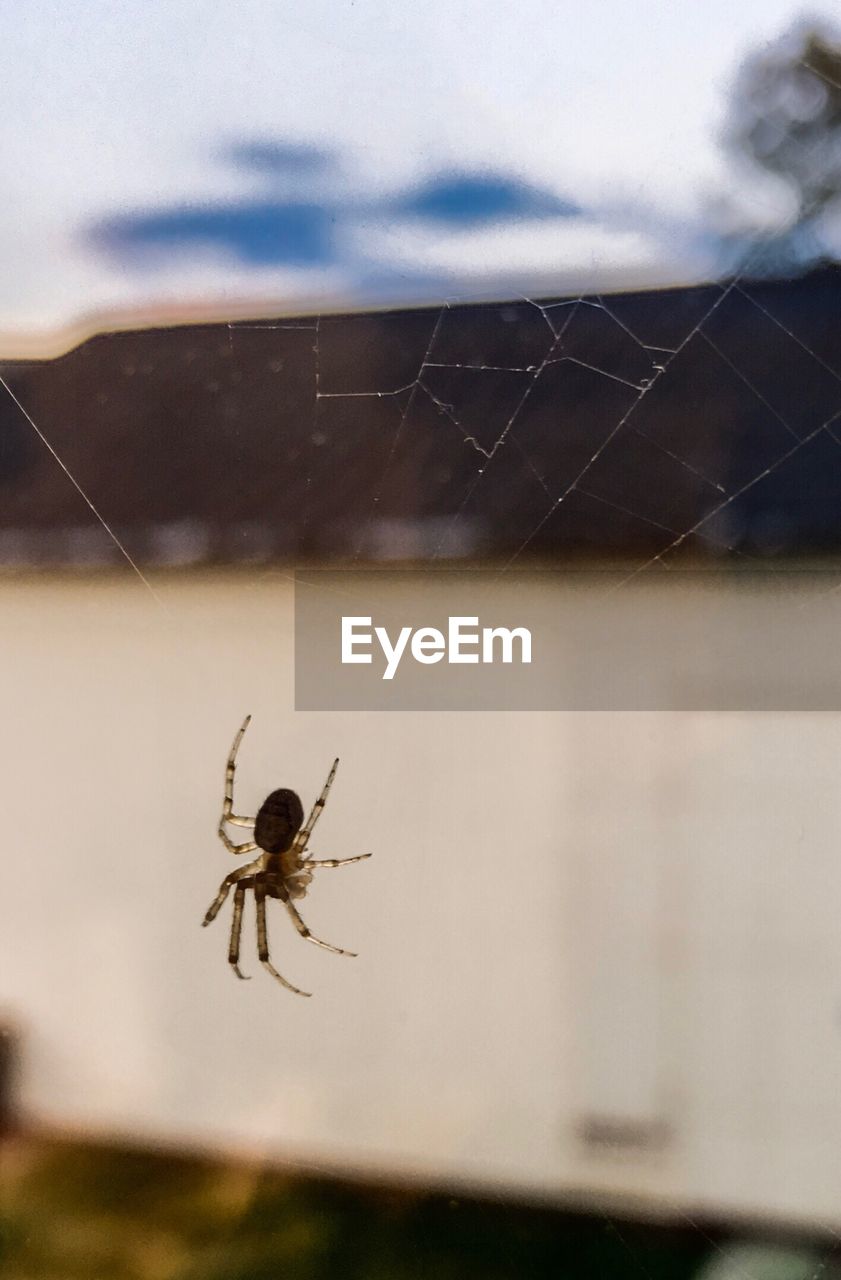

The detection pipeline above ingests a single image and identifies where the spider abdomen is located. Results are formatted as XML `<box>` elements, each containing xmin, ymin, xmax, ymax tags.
<box><xmin>255</xmin><ymin>788</ymin><xmax>305</xmax><ymax>853</ymax></box>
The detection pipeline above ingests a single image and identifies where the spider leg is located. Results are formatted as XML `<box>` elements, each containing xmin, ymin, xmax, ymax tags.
<box><xmin>219</xmin><ymin>715</ymin><xmax>258</xmax><ymax>833</ymax></box>
<box><xmin>217</xmin><ymin>830</ymin><xmax>257</xmax><ymax>856</ymax></box>
<box><xmin>284</xmin><ymin>896</ymin><xmax>357</xmax><ymax>957</ymax></box>
<box><xmin>292</xmin><ymin>757</ymin><xmax>339</xmax><ymax>855</ymax></box>
<box><xmin>255</xmin><ymin>883</ymin><xmax>311</xmax><ymax>997</ymax></box>
<box><xmin>202</xmin><ymin>858</ymin><xmax>261</xmax><ymax>925</ymax></box>
<box><xmin>304</xmin><ymin>853</ymin><xmax>372</xmax><ymax>868</ymax></box>
<box><xmin>228</xmin><ymin>881</ymin><xmax>252</xmax><ymax>980</ymax></box>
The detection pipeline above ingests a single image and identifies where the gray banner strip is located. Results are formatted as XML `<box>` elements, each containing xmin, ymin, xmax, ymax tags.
<box><xmin>294</xmin><ymin>569</ymin><xmax>841</xmax><ymax>710</ymax></box>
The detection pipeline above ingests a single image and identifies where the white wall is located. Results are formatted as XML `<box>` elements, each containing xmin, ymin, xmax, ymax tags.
<box><xmin>1</xmin><ymin>571</ymin><xmax>840</xmax><ymax>1233</ymax></box>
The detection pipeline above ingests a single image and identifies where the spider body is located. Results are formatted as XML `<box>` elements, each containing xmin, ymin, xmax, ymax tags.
<box><xmin>262</xmin><ymin>848</ymin><xmax>313</xmax><ymax>900</ymax></box>
<box><xmin>255</xmin><ymin>788</ymin><xmax>305</xmax><ymax>853</ymax></box>
<box><xmin>202</xmin><ymin>715</ymin><xmax>371</xmax><ymax>995</ymax></box>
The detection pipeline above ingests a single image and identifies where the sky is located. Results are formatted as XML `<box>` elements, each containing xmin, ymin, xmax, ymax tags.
<box><xmin>1</xmin><ymin>0</ymin><xmax>839</xmax><ymax>351</ymax></box>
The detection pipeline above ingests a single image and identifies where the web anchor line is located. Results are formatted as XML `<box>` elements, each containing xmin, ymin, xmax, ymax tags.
<box><xmin>0</xmin><ymin>374</ymin><xmax>165</xmax><ymax>607</ymax></box>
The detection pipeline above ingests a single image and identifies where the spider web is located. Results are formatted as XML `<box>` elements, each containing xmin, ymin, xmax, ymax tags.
<box><xmin>2</xmin><ymin>252</ymin><xmax>841</xmax><ymax>592</ymax></box>
<box><xmin>4</xmin><ymin>170</ymin><xmax>841</xmax><ymax>1280</ymax></box>
<box><xmin>301</xmin><ymin>270</ymin><xmax>841</xmax><ymax>592</ymax></box>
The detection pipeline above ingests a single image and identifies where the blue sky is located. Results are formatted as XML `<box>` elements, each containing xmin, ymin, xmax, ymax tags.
<box><xmin>1</xmin><ymin>0</ymin><xmax>839</xmax><ymax>351</ymax></box>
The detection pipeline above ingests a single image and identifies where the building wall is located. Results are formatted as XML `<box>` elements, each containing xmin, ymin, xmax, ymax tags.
<box><xmin>1</xmin><ymin>571</ymin><xmax>839</xmax><ymax>1231</ymax></box>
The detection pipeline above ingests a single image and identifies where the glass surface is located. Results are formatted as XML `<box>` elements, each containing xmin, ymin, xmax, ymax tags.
<box><xmin>3</xmin><ymin>7</ymin><xmax>841</xmax><ymax>1280</ymax></box>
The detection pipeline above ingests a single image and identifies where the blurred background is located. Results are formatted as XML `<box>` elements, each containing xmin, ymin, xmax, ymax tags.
<box><xmin>4</xmin><ymin>4</ymin><xmax>841</xmax><ymax>1279</ymax></box>
<box><xmin>1</xmin><ymin>0</ymin><xmax>841</xmax><ymax>354</ymax></box>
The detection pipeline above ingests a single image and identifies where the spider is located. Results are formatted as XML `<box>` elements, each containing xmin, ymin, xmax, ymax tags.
<box><xmin>202</xmin><ymin>715</ymin><xmax>371</xmax><ymax>995</ymax></box>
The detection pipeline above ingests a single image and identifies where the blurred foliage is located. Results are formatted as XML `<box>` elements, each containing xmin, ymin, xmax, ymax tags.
<box><xmin>0</xmin><ymin>1134</ymin><xmax>712</xmax><ymax>1280</ymax></box>
<box><xmin>724</xmin><ymin>23</ymin><xmax>841</xmax><ymax>270</ymax></box>
<box><xmin>732</xmin><ymin>29</ymin><xmax>841</xmax><ymax>214</ymax></box>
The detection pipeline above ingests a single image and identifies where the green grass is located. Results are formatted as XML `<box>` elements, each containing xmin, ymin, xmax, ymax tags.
<box><xmin>0</xmin><ymin>1133</ymin><xmax>713</xmax><ymax>1280</ymax></box>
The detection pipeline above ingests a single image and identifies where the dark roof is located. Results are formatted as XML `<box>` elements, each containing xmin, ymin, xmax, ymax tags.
<box><xmin>1</xmin><ymin>267</ymin><xmax>841</xmax><ymax>568</ymax></box>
